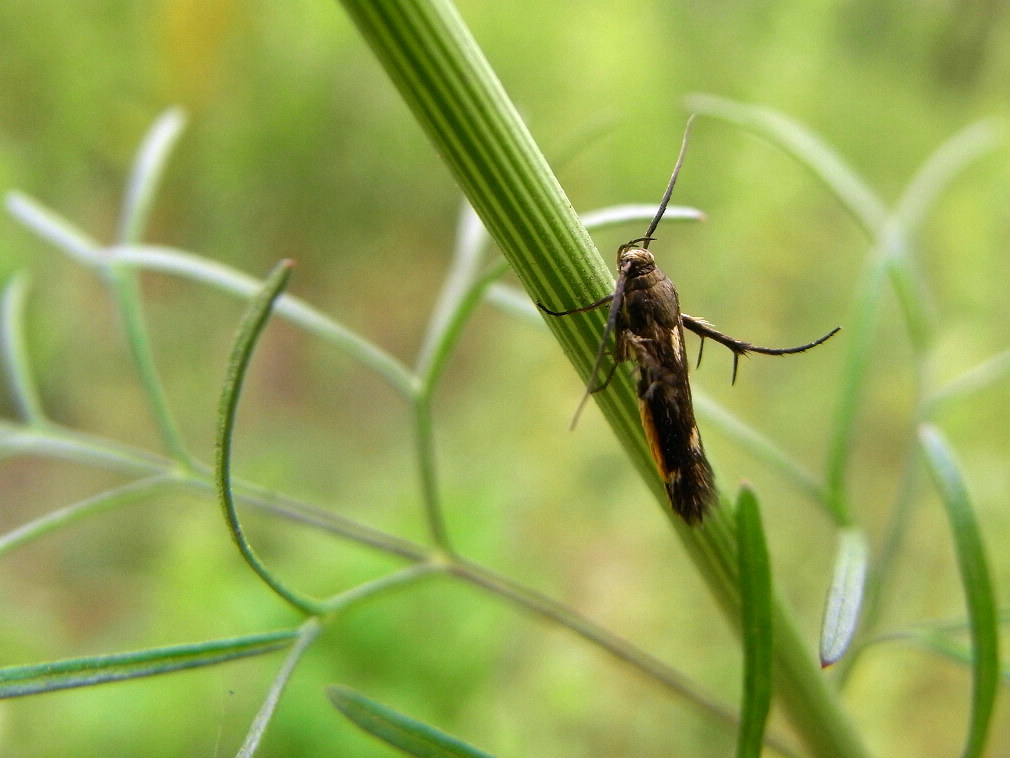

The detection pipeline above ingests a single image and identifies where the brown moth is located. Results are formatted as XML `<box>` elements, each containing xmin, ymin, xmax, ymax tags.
<box><xmin>539</xmin><ymin>116</ymin><xmax>839</xmax><ymax>524</ymax></box>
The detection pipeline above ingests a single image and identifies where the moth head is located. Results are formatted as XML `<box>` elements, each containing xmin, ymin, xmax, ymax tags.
<box><xmin>616</xmin><ymin>244</ymin><xmax>656</xmax><ymax>278</ymax></box>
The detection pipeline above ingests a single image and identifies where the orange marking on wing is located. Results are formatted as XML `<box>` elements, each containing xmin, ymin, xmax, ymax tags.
<box><xmin>638</xmin><ymin>397</ymin><xmax>672</xmax><ymax>483</ymax></box>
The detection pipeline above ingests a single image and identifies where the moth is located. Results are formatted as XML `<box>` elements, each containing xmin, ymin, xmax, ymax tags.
<box><xmin>539</xmin><ymin>116</ymin><xmax>840</xmax><ymax>524</ymax></box>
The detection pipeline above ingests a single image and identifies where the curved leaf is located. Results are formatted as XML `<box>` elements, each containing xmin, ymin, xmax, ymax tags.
<box><xmin>216</xmin><ymin>258</ymin><xmax>322</xmax><ymax>614</ymax></box>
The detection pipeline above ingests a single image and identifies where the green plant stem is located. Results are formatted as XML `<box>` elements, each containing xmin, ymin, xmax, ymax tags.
<box><xmin>116</xmin><ymin>108</ymin><xmax>187</xmax><ymax>245</ymax></box>
<box><xmin>104</xmin><ymin>264</ymin><xmax>194</xmax><ymax>468</ymax></box>
<box><xmin>415</xmin><ymin>203</ymin><xmax>489</xmax><ymax>379</ymax></box>
<box><xmin>103</xmin><ymin>109</ymin><xmax>194</xmax><ymax>469</ymax></box>
<box><xmin>237</xmin><ymin>618</ymin><xmax>323</xmax><ymax>758</ymax></box>
<box><xmin>411</xmin><ymin>257</ymin><xmax>511</xmax><ymax>552</ymax></box>
<box><xmin>411</xmin><ymin>396</ymin><xmax>454</xmax><ymax>552</ymax></box>
<box><xmin>3</xmin><ymin>184</ymin><xmax>193</xmax><ymax>466</ymax></box>
<box><xmin>336</xmin><ymin>2</ymin><xmax>870</xmax><ymax>755</ymax></box>
<box><xmin>0</xmin><ymin>420</ymin><xmax>173</xmax><ymax>474</ymax></box>
<box><xmin>830</xmin><ymin>120</ymin><xmax>1002</xmax><ymax>670</ymax></box>
<box><xmin>693</xmin><ymin>390</ymin><xmax>826</xmax><ymax>504</ymax></box>
<box><xmin>824</xmin><ymin>236</ymin><xmax>891</xmax><ymax>524</ymax></box>
<box><xmin>0</xmin><ymin>475</ymin><xmax>173</xmax><ymax>557</ymax></box>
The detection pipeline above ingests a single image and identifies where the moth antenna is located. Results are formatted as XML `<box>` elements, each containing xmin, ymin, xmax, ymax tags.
<box><xmin>569</xmin><ymin>389</ymin><xmax>593</xmax><ymax>431</ymax></box>
<box><xmin>731</xmin><ymin>353</ymin><xmax>741</xmax><ymax>385</ymax></box>
<box><xmin>641</xmin><ymin>114</ymin><xmax>697</xmax><ymax>243</ymax></box>
<box><xmin>571</xmin><ymin>340</ymin><xmax>610</xmax><ymax>429</ymax></box>
<box><xmin>696</xmin><ymin>336</ymin><xmax>705</xmax><ymax>368</ymax></box>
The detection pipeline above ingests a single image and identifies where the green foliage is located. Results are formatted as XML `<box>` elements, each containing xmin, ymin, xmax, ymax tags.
<box><xmin>2</xmin><ymin>1</ymin><xmax>1008</xmax><ymax>756</ymax></box>
<box><xmin>734</xmin><ymin>486</ymin><xmax>773</xmax><ymax>758</ymax></box>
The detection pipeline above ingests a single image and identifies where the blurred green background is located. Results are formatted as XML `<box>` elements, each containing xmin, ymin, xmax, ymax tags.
<box><xmin>1</xmin><ymin>0</ymin><xmax>1008</xmax><ymax>755</ymax></box>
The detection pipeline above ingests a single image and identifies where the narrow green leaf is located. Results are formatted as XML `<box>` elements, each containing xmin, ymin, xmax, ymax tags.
<box><xmin>892</xmin><ymin>120</ymin><xmax>1002</xmax><ymax>238</ymax></box>
<box><xmin>0</xmin><ymin>629</ymin><xmax>297</xmax><ymax>698</ymax></box>
<box><xmin>329</xmin><ymin>685</ymin><xmax>495</xmax><ymax>758</ymax></box>
<box><xmin>905</xmin><ymin>626</ymin><xmax>1010</xmax><ymax>681</ymax></box>
<box><xmin>919</xmin><ymin>424</ymin><xmax>999</xmax><ymax>758</ymax></box>
<box><xmin>819</xmin><ymin>529</ymin><xmax>868</xmax><ymax>667</ymax></box>
<box><xmin>579</xmin><ymin>204</ymin><xmax>705</xmax><ymax>232</ymax></box>
<box><xmin>0</xmin><ymin>273</ymin><xmax>46</xmax><ymax>424</ymax></box>
<box><xmin>909</xmin><ymin>630</ymin><xmax>1001</xmax><ymax>675</ymax></box>
<box><xmin>824</xmin><ymin>253</ymin><xmax>889</xmax><ymax>526</ymax></box>
<box><xmin>683</xmin><ymin>94</ymin><xmax>887</xmax><ymax>236</ymax></box>
<box><xmin>105</xmin><ymin>262</ymin><xmax>194</xmax><ymax>466</ymax></box>
<box><xmin>216</xmin><ymin>259</ymin><xmax>323</xmax><ymax>615</ymax></box>
<box><xmin>117</xmin><ymin>107</ymin><xmax>187</xmax><ymax>245</ymax></box>
<box><xmin>694</xmin><ymin>391</ymin><xmax>826</xmax><ymax>505</ymax></box>
<box><xmin>884</xmin><ymin>256</ymin><xmax>932</xmax><ymax>354</ymax></box>
<box><xmin>926</xmin><ymin>346</ymin><xmax>1010</xmax><ymax>412</ymax></box>
<box><xmin>0</xmin><ymin>475</ymin><xmax>173</xmax><ymax>557</ymax></box>
<box><xmin>735</xmin><ymin>486</ymin><xmax>773</xmax><ymax>758</ymax></box>
<box><xmin>103</xmin><ymin>110</ymin><xmax>194</xmax><ymax>466</ymax></box>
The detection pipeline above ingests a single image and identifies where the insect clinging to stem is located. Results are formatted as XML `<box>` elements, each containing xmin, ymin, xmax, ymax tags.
<box><xmin>538</xmin><ymin>115</ymin><xmax>840</xmax><ymax>524</ymax></box>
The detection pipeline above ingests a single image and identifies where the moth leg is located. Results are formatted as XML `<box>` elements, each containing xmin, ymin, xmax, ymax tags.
<box><xmin>682</xmin><ymin>314</ymin><xmax>841</xmax><ymax>384</ymax></box>
<box><xmin>586</xmin><ymin>358</ymin><xmax>620</xmax><ymax>395</ymax></box>
<box><xmin>625</xmin><ymin>334</ymin><xmax>682</xmax><ymax>400</ymax></box>
<box><xmin>537</xmin><ymin>294</ymin><xmax>615</xmax><ymax>317</ymax></box>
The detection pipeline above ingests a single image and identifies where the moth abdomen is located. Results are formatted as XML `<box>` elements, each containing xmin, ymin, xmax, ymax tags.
<box><xmin>633</xmin><ymin>334</ymin><xmax>717</xmax><ymax>523</ymax></box>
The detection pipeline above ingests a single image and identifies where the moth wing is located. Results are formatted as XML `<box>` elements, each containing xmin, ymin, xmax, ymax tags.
<box><xmin>632</xmin><ymin>326</ymin><xmax>716</xmax><ymax>523</ymax></box>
